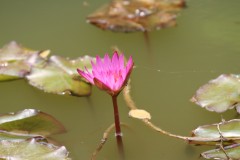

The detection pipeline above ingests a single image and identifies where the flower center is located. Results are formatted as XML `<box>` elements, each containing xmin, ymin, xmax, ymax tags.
<box><xmin>114</xmin><ymin>70</ymin><xmax>123</xmax><ymax>83</ymax></box>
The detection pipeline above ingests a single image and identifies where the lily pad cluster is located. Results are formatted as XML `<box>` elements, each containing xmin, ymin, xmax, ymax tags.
<box><xmin>189</xmin><ymin>74</ymin><xmax>240</xmax><ymax>159</ymax></box>
<box><xmin>0</xmin><ymin>109</ymin><xmax>70</xmax><ymax>160</ymax></box>
<box><xmin>189</xmin><ymin>119</ymin><xmax>240</xmax><ymax>159</ymax></box>
<box><xmin>0</xmin><ymin>41</ymin><xmax>94</xmax><ymax>96</ymax></box>
<box><xmin>87</xmin><ymin>0</ymin><xmax>185</xmax><ymax>32</ymax></box>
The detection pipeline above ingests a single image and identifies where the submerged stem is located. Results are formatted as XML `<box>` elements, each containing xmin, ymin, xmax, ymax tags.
<box><xmin>91</xmin><ymin>124</ymin><xmax>114</xmax><ymax>160</ymax></box>
<box><xmin>91</xmin><ymin>123</ymin><xmax>129</xmax><ymax>160</ymax></box>
<box><xmin>111</xmin><ymin>95</ymin><xmax>125</xmax><ymax>160</ymax></box>
<box><xmin>91</xmin><ymin>124</ymin><xmax>115</xmax><ymax>160</ymax></box>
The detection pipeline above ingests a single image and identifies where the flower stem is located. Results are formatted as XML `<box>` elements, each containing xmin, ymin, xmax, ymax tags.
<box><xmin>123</xmin><ymin>82</ymin><xmax>236</xmax><ymax>143</ymax></box>
<box><xmin>111</xmin><ymin>95</ymin><xmax>125</xmax><ymax>160</ymax></box>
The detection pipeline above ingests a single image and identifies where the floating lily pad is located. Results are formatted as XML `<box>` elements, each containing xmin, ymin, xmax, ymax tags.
<box><xmin>49</xmin><ymin>55</ymin><xmax>93</xmax><ymax>75</ymax></box>
<box><xmin>0</xmin><ymin>60</ymin><xmax>31</xmax><ymax>80</ymax></box>
<box><xmin>0</xmin><ymin>41</ymin><xmax>37</xmax><ymax>62</ymax></box>
<box><xmin>0</xmin><ymin>41</ymin><xmax>44</xmax><ymax>81</ymax></box>
<box><xmin>0</xmin><ymin>109</ymin><xmax>66</xmax><ymax>137</ymax></box>
<box><xmin>26</xmin><ymin>55</ymin><xmax>93</xmax><ymax>96</ymax></box>
<box><xmin>201</xmin><ymin>143</ymin><xmax>240</xmax><ymax>160</ymax></box>
<box><xmin>0</xmin><ymin>130</ymin><xmax>44</xmax><ymax>141</ymax></box>
<box><xmin>192</xmin><ymin>119</ymin><xmax>240</xmax><ymax>138</ymax></box>
<box><xmin>191</xmin><ymin>74</ymin><xmax>240</xmax><ymax>113</ymax></box>
<box><xmin>0</xmin><ymin>41</ymin><xmax>92</xmax><ymax>96</ymax></box>
<box><xmin>190</xmin><ymin>119</ymin><xmax>240</xmax><ymax>145</ymax></box>
<box><xmin>0</xmin><ymin>139</ymin><xmax>71</xmax><ymax>160</ymax></box>
<box><xmin>87</xmin><ymin>0</ymin><xmax>185</xmax><ymax>32</ymax></box>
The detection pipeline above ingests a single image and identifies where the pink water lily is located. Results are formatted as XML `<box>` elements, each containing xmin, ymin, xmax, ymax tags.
<box><xmin>77</xmin><ymin>51</ymin><xmax>134</xmax><ymax>96</ymax></box>
<box><xmin>77</xmin><ymin>51</ymin><xmax>133</xmax><ymax>157</ymax></box>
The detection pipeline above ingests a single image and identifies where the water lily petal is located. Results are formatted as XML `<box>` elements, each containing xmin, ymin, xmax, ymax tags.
<box><xmin>77</xmin><ymin>51</ymin><xmax>133</xmax><ymax>96</ymax></box>
<box><xmin>112</xmin><ymin>52</ymin><xmax>119</xmax><ymax>71</ymax></box>
<box><xmin>77</xmin><ymin>69</ymin><xmax>94</xmax><ymax>84</ymax></box>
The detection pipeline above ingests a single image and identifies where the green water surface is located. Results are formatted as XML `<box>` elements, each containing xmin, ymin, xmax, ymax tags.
<box><xmin>0</xmin><ymin>0</ymin><xmax>240</xmax><ymax>159</ymax></box>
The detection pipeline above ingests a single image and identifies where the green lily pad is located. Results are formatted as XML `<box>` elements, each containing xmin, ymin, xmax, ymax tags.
<box><xmin>0</xmin><ymin>139</ymin><xmax>71</xmax><ymax>160</ymax></box>
<box><xmin>26</xmin><ymin>55</ymin><xmax>93</xmax><ymax>96</ymax></box>
<box><xmin>87</xmin><ymin>0</ymin><xmax>185</xmax><ymax>32</ymax></box>
<box><xmin>49</xmin><ymin>55</ymin><xmax>93</xmax><ymax>75</ymax></box>
<box><xmin>191</xmin><ymin>74</ymin><xmax>240</xmax><ymax>113</ymax></box>
<box><xmin>0</xmin><ymin>41</ymin><xmax>37</xmax><ymax>62</ymax></box>
<box><xmin>190</xmin><ymin>119</ymin><xmax>240</xmax><ymax>145</ymax></box>
<box><xmin>0</xmin><ymin>60</ymin><xmax>31</xmax><ymax>80</ymax></box>
<box><xmin>0</xmin><ymin>109</ymin><xmax>66</xmax><ymax>137</ymax></box>
<box><xmin>0</xmin><ymin>130</ymin><xmax>45</xmax><ymax>141</ymax></box>
<box><xmin>0</xmin><ymin>41</ymin><xmax>45</xmax><ymax>81</ymax></box>
<box><xmin>0</xmin><ymin>41</ymin><xmax>93</xmax><ymax>96</ymax></box>
<box><xmin>201</xmin><ymin>143</ymin><xmax>240</xmax><ymax>160</ymax></box>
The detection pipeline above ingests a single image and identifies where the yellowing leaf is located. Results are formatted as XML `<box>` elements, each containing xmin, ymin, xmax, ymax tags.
<box><xmin>129</xmin><ymin>109</ymin><xmax>151</xmax><ymax>120</ymax></box>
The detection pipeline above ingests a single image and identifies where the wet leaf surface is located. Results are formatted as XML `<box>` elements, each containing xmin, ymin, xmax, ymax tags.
<box><xmin>191</xmin><ymin>74</ymin><xmax>240</xmax><ymax>113</ymax></box>
<box><xmin>0</xmin><ymin>109</ymin><xmax>66</xmax><ymax>137</ymax></box>
<box><xmin>0</xmin><ymin>130</ymin><xmax>44</xmax><ymax>141</ymax></box>
<box><xmin>0</xmin><ymin>41</ymin><xmax>93</xmax><ymax>96</ymax></box>
<box><xmin>27</xmin><ymin>55</ymin><xmax>93</xmax><ymax>96</ymax></box>
<box><xmin>0</xmin><ymin>41</ymin><xmax>39</xmax><ymax>81</ymax></box>
<box><xmin>0</xmin><ymin>41</ymin><xmax>37</xmax><ymax>62</ymax></box>
<box><xmin>0</xmin><ymin>60</ymin><xmax>31</xmax><ymax>80</ymax></box>
<box><xmin>190</xmin><ymin>119</ymin><xmax>240</xmax><ymax>145</ymax></box>
<box><xmin>49</xmin><ymin>55</ymin><xmax>93</xmax><ymax>75</ymax></box>
<box><xmin>87</xmin><ymin>0</ymin><xmax>185</xmax><ymax>32</ymax></box>
<box><xmin>201</xmin><ymin>143</ymin><xmax>240</xmax><ymax>160</ymax></box>
<box><xmin>0</xmin><ymin>109</ymin><xmax>70</xmax><ymax>159</ymax></box>
<box><xmin>0</xmin><ymin>139</ymin><xmax>71</xmax><ymax>160</ymax></box>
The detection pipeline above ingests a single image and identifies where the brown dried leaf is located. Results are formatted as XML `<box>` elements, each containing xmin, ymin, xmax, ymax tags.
<box><xmin>129</xmin><ymin>109</ymin><xmax>151</xmax><ymax>119</ymax></box>
<box><xmin>87</xmin><ymin>0</ymin><xmax>185</xmax><ymax>32</ymax></box>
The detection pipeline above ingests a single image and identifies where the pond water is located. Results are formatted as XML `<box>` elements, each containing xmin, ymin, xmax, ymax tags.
<box><xmin>0</xmin><ymin>0</ymin><xmax>240</xmax><ymax>159</ymax></box>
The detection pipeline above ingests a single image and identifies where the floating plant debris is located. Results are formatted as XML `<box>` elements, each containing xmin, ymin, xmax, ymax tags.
<box><xmin>0</xmin><ymin>42</ymin><xmax>94</xmax><ymax>97</ymax></box>
<box><xmin>129</xmin><ymin>109</ymin><xmax>151</xmax><ymax>120</ymax></box>
<box><xmin>191</xmin><ymin>74</ymin><xmax>240</xmax><ymax>113</ymax></box>
<box><xmin>87</xmin><ymin>0</ymin><xmax>185</xmax><ymax>32</ymax></box>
